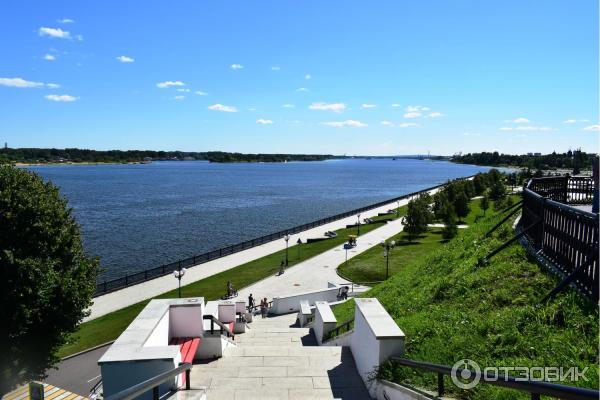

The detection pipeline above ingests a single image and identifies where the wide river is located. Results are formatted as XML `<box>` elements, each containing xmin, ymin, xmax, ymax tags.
<box><xmin>28</xmin><ymin>158</ymin><xmax>493</xmax><ymax>281</ymax></box>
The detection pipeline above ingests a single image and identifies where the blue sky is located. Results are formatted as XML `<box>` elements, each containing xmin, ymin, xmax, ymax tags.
<box><xmin>0</xmin><ymin>1</ymin><xmax>598</xmax><ymax>155</ymax></box>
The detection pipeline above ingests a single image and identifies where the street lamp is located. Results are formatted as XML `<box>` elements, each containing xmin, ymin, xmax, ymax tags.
<box><xmin>380</xmin><ymin>239</ymin><xmax>396</xmax><ymax>279</ymax></box>
<box><xmin>173</xmin><ymin>267</ymin><xmax>187</xmax><ymax>298</ymax></box>
<box><xmin>284</xmin><ymin>234</ymin><xmax>290</xmax><ymax>266</ymax></box>
<box><xmin>357</xmin><ymin>213</ymin><xmax>361</xmax><ymax>235</ymax></box>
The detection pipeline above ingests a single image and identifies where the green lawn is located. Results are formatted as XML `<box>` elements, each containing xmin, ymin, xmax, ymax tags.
<box><xmin>332</xmin><ymin>210</ymin><xmax>598</xmax><ymax>399</ymax></box>
<box><xmin>338</xmin><ymin>197</ymin><xmax>516</xmax><ymax>283</ymax></box>
<box><xmin>59</xmin><ymin>214</ymin><xmax>393</xmax><ymax>357</ymax></box>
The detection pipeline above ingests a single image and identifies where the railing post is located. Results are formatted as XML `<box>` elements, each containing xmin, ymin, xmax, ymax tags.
<box><xmin>153</xmin><ymin>386</ymin><xmax>159</xmax><ymax>400</ymax></box>
<box><xmin>185</xmin><ymin>369</ymin><xmax>190</xmax><ymax>390</ymax></box>
<box><xmin>211</xmin><ymin>319</ymin><xmax>214</xmax><ymax>334</ymax></box>
<box><xmin>144</xmin><ymin>270</ymin><xmax>147</xmax><ymax>280</ymax></box>
<box><xmin>104</xmin><ymin>280</ymin><xmax>107</xmax><ymax>292</ymax></box>
<box><xmin>125</xmin><ymin>273</ymin><xmax>128</xmax><ymax>285</ymax></box>
<box><xmin>437</xmin><ymin>372</ymin><xmax>445</xmax><ymax>397</ymax></box>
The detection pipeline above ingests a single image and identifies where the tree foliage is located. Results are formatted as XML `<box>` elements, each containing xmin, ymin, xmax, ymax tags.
<box><xmin>441</xmin><ymin>206</ymin><xmax>458</xmax><ymax>240</ymax></box>
<box><xmin>480</xmin><ymin>196</ymin><xmax>490</xmax><ymax>215</ymax></box>
<box><xmin>0</xmin><ymin>166</ymin><xmax>98</xmax><ymax>395</ymax></box>
<box><xmin>453</xmin><ymin>191</ymin><xmax>471</xmax><ymax>220</ymax></box>
<box><xmin>452</xmin><ymin>149</ymin><xmax>595</xmax><ymax>170</ymax></box>
<box><xmin>403</xmin><ymin>194</ymin><xmax>433</xmax><ymax>241</ymax></box>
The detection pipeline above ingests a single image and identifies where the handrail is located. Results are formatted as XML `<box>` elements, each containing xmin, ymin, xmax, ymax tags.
<box><xmin>203</xmin><ymin>314</ymin><xmax>234</xmax><ymax>339</ymax></box>
<box><xmin>89</xmin><ymin>379</ymin><xmax>102</xmax><ymax>399</ymax></box>
<box><xmin>390</xmin><ymin>357</ymin><xmax>598</xmax><ymax>400</ymax></box>
<box><xmin>324</xmin><ymin>318</ymin><xmax>355</xmax><ymax>341</ymax></box>
<box><xmin>94</xmin><ymin>175</ymin><xmax>477</xmax><ymax>296</ymax></box>
<box><xmin>104</xmin><ymin>362</ymin><xmax>192</xmax><ymax>400</ymax></box>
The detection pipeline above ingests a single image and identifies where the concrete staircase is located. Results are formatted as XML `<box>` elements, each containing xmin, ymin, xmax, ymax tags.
<box><xmin>189</xmin><ymin>313</ymin><xmax>370</xmax><ymax>399</ymax></box>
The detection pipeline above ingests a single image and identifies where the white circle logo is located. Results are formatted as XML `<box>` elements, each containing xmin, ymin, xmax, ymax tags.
<box><xmin>451</xmin><ymin>359</ymin><xmax>481</xmax><ymax>390</ymax></box>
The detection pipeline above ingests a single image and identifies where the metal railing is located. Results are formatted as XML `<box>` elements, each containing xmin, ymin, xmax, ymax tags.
<box><xmin>104</xmin><ymin>362</ymin><xmax>192</xmax><ymax>400</ymax></box>
<box><xmin>324</xmin><ymin>318</ymin><xmax>355</xmax><ymax>341</ymax></box>
<box><xmin>389</xmin><ymin>357</ymin><xmax>598</xmax><ymax>400</ymax></box>
<box><xmin>94</xmin><ymin>176</ymin><xmax>475</xmax><ymax>296</ymax></box>
<box><xmin>521</xmin><ymin>176</ymin><xmax>598</xmax><ymax>301</ymax></box>
<box><xmin>203</xmin><ymin>315</ymin><xmax>234</xmax><ymax>339</ymax></box>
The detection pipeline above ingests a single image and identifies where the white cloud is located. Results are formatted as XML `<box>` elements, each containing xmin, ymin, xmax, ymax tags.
<box><xmin>463</xmin><ymin>132</ymin><xmax>481</xmax><ymax>136</ymax></box>
<box><xmin>282</xmin><ymin>104</ymin><xmax>295</xmax><ymax>108</ymax></box>
<box><xmin>296</xmin><ymin>87</ymin><xmax>309</xmax><ymax>92</ymax></box>
<box><xmin>583</xmin><ymin>125</ymin><xmax>600</xmax><ymax>131</ymax></box>
<box><xmin>173</xmin><ymin>95</ymin><xmax>185</xmax><ymax>100</ymax></box>
<box><xmin>44</xmin><ymin>54</ymin><xmax>56</xmax><ymax>61</ymax></box>
<box><xmin>381</xmin><ymin>121</ymin><xmax>394</xmax><ymax>127</ymax></box>
<box><xmin>406</xmin><ymin>105</ymin><xmax>430</xmax><ymax>112</ymax></box>
<box><xmin>45</xmin><ymin>94</ymin><xmax>78</xmax><ymax>102</ymax></box>
<box><xmin>305</xmin><ymin>74</ymin><xmax>311</xmax><ymax>80</ymax></box>
<box><xmin>156</xmin><ymin>80</ymin><xmax>185</xmax><ymax>89</ymax></box>
<box><xmin>563</xmin><ymin>119</ymin><xmax>577</xmax><ymax>124</ymax></box>
<box><xmin>57</xmin><ymin>18</ymin><xmax>74</xmax><ymax>24</ymax></box>
<box><xmin>176</xmin><ymin>88</ymin><xmax>190</xmax><ymax>92</ymax></box>
<box><xmin>208</xmin><ymin>103</ymin><xmax>237</xmax><ymax>112</ymax></box>
<box><xmin>398</xmin><ymin>122</ymin><xmax>418</xmax><ymax>128</ymax></box>
<box><xmin>271</xmin><ymin>66</ymin><xmax>280</xmax><ymax>71</ymax></box>
<box><xmin>391</xmin><ymin>103</ymin><xmax>401</xmax><ymax>107</ymax></box>
<box><xmin>230</xmin><ymin>64</ymin><xmax>243</xmax><ymax>70</ymax></box>
<box><xmin>256</xmin><ymin>118</ymin><xmax>273</xmax><ymax>125</ymax></box>
<box><xmin>116</xmin><ymin>55</ymin><xmax>134</xmax><ymax>63</ymax></box>
<box><xmin>309</xmin><ymin>102</ymin><xmax>346</xmax><ymax>112</ymax></box>
<box><xmin>404</xmin><ymin>112</ymin><xmax>421</xmax><ymax>118</ymax></box>
<box><xmin>38</xmin><ymin>27</ymin><xmax>71</xmax><ymax>39</ymax></box>
<box><xmin>361</xmin><ymin>104</ymin><xmax>376</xmax><ymax>109</ymax></box>
<box><xmin>428</xmin><ymin>112</ymin><xmax>444</xmax><ymax>118</ymax></box>
<box><xmin>195</xmin><ymin>90</ymin><xmax>208</xmax><ymax>96</ymax></box>
<box><xmin>511</xmin><ymin>117</ymin><xmax>530</xmax><ymax>123</ymax></box>
<box><xmin>499</xmin><ymin>127</ymin><xmax>513</xmax><ymax>131</ymax></box>
<box><xmin>323</xmin><ymin>120</ymin><xmax>367</xmax><ymax>128</ymax></box>
<box><xmin>0</xmin><ymin>77</ymin><xmax>59</xmax><ymax>88</ymax></box>
<box><xmin>515</xmin><ymin>126</ymin><xmax>552</xmax><ymax>131</ymax></box>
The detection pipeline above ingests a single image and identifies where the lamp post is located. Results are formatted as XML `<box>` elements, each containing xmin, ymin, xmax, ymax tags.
<box><xmin>380</xmin><ymin>239</ymin><xmax>396</xmax><ymax>279</ymax></box>
<box><xmin>284</xmin><ymin>234</ymin><xmax>290</xmax><ymax>266</ymax></box>
<box><xmin>357</xmin><ymin>213</ymin><xmax>361</xmax><ymax>236</ymax></box>
<box><xmin>173</xmin><ymin>267</ymin><xmax>187</xmax><ymax>298</ymax></box>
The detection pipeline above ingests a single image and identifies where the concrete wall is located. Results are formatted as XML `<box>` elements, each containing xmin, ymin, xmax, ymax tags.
<box><xmin>218</xmin><ymin>302</ymin><xmax>236</xmax><ymax>323</ymax></box>
<box><xmin>375</xmin><ymin>380</ymin><xmax>433</xmax><ymax>400</ymax></box>
<box><xmin>197</xmin><ymin>336</ymin><xmax>236</xmax><ymax>359</ymax></box>
<box><xmin>169</xmin><ymin>303</ymin><xmax>204</xmax><ymax>338</ymax></box>
<box><xmin>271</xmin><ymin>286</ymin><xmax>341</xmax><ymax>314</ymax></box>
<box><xmin>144</xmin><ymin>310</ymin><xmax>170</xmax><ymax>347</ymax></box>
<box><xmin>313</xmin><ymin>301</ymin><xmax>337</xmax><ymax>345</ymax></box>
<box><xmin>100</xmin><ymin>358</ymin><xmax>178</xmax><ymax>400</ymax></box>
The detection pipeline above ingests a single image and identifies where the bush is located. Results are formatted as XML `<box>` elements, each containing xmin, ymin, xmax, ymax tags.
<box><xmin>0</xmin><ymin>165</ymin><xmax>98</xmax><ymax>395</ymax></box>
<box><xmin>403</xmin><ymin>194</ymin><xmax>434</xmax><ymax>241</ymax></box>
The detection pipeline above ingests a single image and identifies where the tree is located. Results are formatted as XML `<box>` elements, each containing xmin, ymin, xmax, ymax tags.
<box><xmin>489</xmin><ymin>179</ymin><xmax>507</xmax><ymax>201</ymax></box>
<box><xmin>0</xmin><ymin>165</ymin><xmax>98</xmax><ymax>395</ymax></box>
<box><xmin>432</xmin><ymin>192</ymin><xmax>450</xmax><ymax>220</ymax></box>
<box><xmin>480</xmin><ymin>196</ymin><xmax>490</xmax><ymax>215</ymax></box>
<box><xmin>403</xmin><ymin>195</ymin><xmax>433</xmax><ymax>241</ymax></box>
<box><xmin>473</xmin><ymin>173</ymin><xmax>487</xmax><ymax>196</ymax></box>
<box><xmin>441</xmin><ymin>205</ymin><xmax>458</xmax><ymax>240</ymax></box>
<box><xmin>453</xmin><ymin>191</ymin><xmax>470</xmax><ymax>221</ymax></box>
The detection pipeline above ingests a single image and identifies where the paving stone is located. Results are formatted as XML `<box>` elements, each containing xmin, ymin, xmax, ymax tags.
<box><xmin>261</xmin><ymin>377</ymin><xmax>314</xmax><ymax>389</ymax></box>
<box><xmin>238</xmin><ymin>366</ymin><xmax>288</xmax><ymax>378</ymax></box>
<box><xmin>234</xmin><ymin>389</ymin><xmax>289</xmax><ymax>400</ymax></box>
<box><xmin>210</xmin><ymin>377</ymin><xmax>261</xmax><ymax>388</ymax></box>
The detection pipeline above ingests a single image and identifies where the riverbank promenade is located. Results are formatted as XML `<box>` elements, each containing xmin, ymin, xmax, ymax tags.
<box><xmin>87</xmin><ymin>188</ymin><xmax>441</xmax><ymax>321</ymax></box>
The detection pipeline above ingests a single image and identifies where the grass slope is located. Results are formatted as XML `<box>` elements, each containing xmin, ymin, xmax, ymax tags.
<box><xmin>59</xmin><ymin>214</ymin><xmax>397</xmax><ymax>357</ymax></box>
<box><xmin>333</xmin><ymin>213</ymin><xmax>598</xmax><ymax>399</ymax></box>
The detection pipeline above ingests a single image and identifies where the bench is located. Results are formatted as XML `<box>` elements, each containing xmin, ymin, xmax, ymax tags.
<box><xmin>169</xmin><ymin>337</ymin><xmax>201</xmax><ymax>387</ymax></box>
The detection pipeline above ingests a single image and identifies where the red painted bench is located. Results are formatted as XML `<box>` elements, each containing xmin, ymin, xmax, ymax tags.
<box><xmin>170</xmin><ymin>337</ymin><xmax>201</xmax><ymax>387</ymax></box>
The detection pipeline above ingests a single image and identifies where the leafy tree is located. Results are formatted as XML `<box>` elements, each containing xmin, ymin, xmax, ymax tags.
<box><xmin>480</xmin><ymin>196</ymin><xmax>490</xmax><ymax>215</ymax></box>
<box><xmin>0</xmin><ymin>166</ymin><xmax>98</xmax><ymax>395</ymax></box>
<box><xmin>494</xmin><ymin>196</ymin><xmax>507</xmax><ymax>211</ymax></box>
<box><xmin>453</xmin><ymin>191</ymin><xmax>470</xmax><ymax>221</ymax></box>
<box><xmin>432</xmin><ymin>192</ymin><xmax>450</xmax><ymax>220</ymax></box>
<box><xmin>441</xmin><ymin>205</ymin><xmax>458</xmax><ymax>240</ymax></box>
<box><xmin>473</xmin><ymin>173</ymin><xmax>487</xmax><ymax>195</ymax></box>
<box><xmin>489</xmin><ymin>179</ymin><xmax>507</xmax><ymax>201</ymax></box>
<box><xmin>403</xmin><ymin>194</ymin><xmax>433</xmax><ymax>241</ymax></box>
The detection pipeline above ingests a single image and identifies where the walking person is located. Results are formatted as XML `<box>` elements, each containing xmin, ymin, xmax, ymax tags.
<box><xmin>248</xmin><ymin>293</ymin><xmax>255</xmax><ymax>313</ymax></box>
<box><xmin>260</xmin><ymin>297</ymin><xmax>268</xmax><ymax>318</ymax></box>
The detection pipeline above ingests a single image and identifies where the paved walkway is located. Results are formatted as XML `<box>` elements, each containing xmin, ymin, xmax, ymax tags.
<box><xmin>191</xmin><ymin>313</ymin><xmax>370</xmax><ymax>399</ymax></box>
<box><xmin>88</xmin><ymin>189</ymin><xmax>440</xmax><ymax>321</ymax></box>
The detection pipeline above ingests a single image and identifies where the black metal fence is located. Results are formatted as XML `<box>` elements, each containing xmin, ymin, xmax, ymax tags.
<box><xmin>94</xmin><ymin>176</ymin><xmax>473</xmax><ymax>296</ymax></box>
<box><xmin>521</xmin><ymin>176</ymin><xmax>598</xmax><ymax>301</ymax></box>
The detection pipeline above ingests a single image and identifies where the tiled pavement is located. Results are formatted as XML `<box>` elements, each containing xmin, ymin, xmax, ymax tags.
<box><xmin>189</xmin><ymin>313</ymin><xmax>370</xmax><ymax>399</ymax></box>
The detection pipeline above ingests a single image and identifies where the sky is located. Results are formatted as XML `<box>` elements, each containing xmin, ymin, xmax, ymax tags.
<box><xmin>0</xmin><ymin>1</ymin><xmax>598</xmax><ymax>156</ymax></box>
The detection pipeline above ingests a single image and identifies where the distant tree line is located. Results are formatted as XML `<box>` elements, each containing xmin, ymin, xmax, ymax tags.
<box><xmin>0</xmin><ymin>148</ymin><xmax>335</xmax><ymax>164</ymax></box>
<box><xmin>452</xmin><ymin>149</ymin><xmax>595</xmax><ymax>174</ymax></box>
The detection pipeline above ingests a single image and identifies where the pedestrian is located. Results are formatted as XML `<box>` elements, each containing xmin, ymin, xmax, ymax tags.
<box><xmin>248</xmin><ymin>293</ymin><xmax>255</xmax><ymax>313</ymax></box>
<box><xmin>260</xmin><ymin>297</ymin><xmax>268</xmax><ymax>318</ymax></box>
<box><xmin>279</xmin><ymin>260</ymin><xmax>285</xmax><ymax>275</ymax></box>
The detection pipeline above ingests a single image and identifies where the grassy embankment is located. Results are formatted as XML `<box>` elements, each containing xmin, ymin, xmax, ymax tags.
<box><xmin>333</xmin><ymin>208</ymin><xmax>598</xmax><ymax>399</ymax></box>
<box><xmin>60</xmin><ymin>207</ymin><xmax>406</xmax><ymax>357</ymax></box>
<box><xmin>338</xmin><ymin>196</ymin><xmax>511</xmax><ymax>282</ymax></box>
